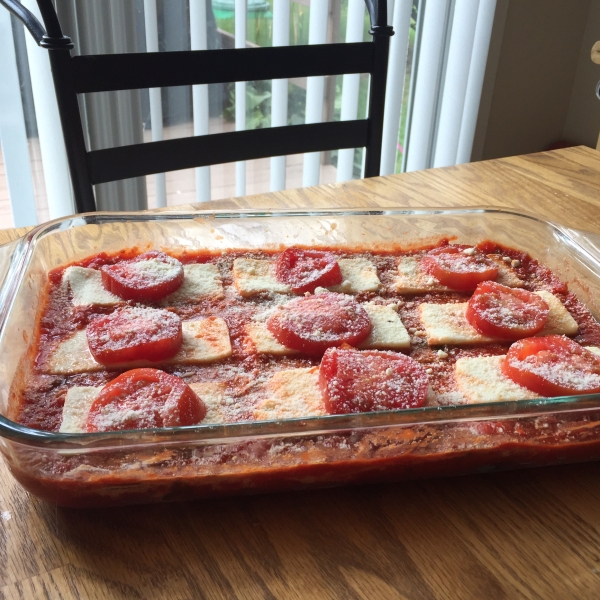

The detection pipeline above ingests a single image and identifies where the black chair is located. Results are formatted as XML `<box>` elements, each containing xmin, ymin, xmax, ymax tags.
<box><xmin>1</xmin><ymin>0</ymin><xmax>394</xmax><ymax>213</ymax></box>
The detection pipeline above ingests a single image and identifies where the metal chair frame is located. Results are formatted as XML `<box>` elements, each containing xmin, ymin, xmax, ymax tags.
<box><xmin>1</xmin><ymin>0</ymin><xmax>394</xmax><ymax>213</ymax></box>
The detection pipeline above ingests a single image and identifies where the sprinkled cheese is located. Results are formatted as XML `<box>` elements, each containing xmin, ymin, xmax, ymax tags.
<box><xmin>233</xmin><ymin>257</ymin><xmax>380</xmax><ymax>297</ymax></box>
<box><xmin>246</xmin><ymin>302</ymin><xmax>410</xmax><ymax>354</ymax></box>
<box><xmin>328</xmin><ymin>258</ymin><xmax>381</xmax><ymax>294</ymax></box>
<box><xmin>487</xmin><ymin>255</ymin><xmax>525</xmax><ymax>288</ymax></box>
<box><xmin>232</xmin><ymin>259</ymin><xmax>291</xmax><ymax>297</ymax></box>
<box><xmin>254</xmin><ymin>367</ymin><xmax>326</xmax><ymax>420</ymax></box>
<box><xmin>59</xmin><ymin>381</ymin><xmax>229</xmax><ymax>433</ymax></box>
<box><xmin>394</xmin><ymin>254</ymin><xmax>524</xmax><ymax>294</ymax></box>
<box><xmin>419</xmin><ymin>303</ymin><xmax>496</xmax><ymax>346</ymax></box>
<box><xmin>419</xmin><ymin>292</ymin><xmax>577</xmax><ymax>346</ymax></box>
<box><xmin>126</xmin><ymin>256</ymin><xmax>181</xmax><ymax>284</ymax></box>
<box><xmin>189</xmin><ymin>382</ymin><xmax>229</xmax><ymax>424</ymax></box>
<box><xmin>357</xmin><ymin>303</ymin><xmax>410</xmax><ymax>350</ymax></box>
<box><xmin>245</xmin><ymin>322</ymin><xmax>300</xmax><ymax>356</ymax></box>
<box><xmin>63</xmin><ymin>266</ymin><xmax>121</xmax><ymax>306</ymax></box>
<box><xmin>44</xmin><ymin>317</ymin><xmax>232</xmax><ymax>375</ymax></box>
<box><xmin>59</xmin><ymin>387</ymin><xmax>101</xmax><ymax>433</ymax></box>
<box><xmin>162</xmin><ymin>264</ymin><xmax>224</xmax><ymax>303</ymax></box>
<box><xmin>455</xmin><ymin>355</ymin><xmax>540</xmax><ymax>403</ymax></box>
<box><xmin>536</xmin><ymin>291</ymin><xmax>578</xmax><ymax>336</ymax></box>
<box><xmin>394</xmin><ymin>257</ymin><xmax>452</xmax><ymax>294</ymax></box>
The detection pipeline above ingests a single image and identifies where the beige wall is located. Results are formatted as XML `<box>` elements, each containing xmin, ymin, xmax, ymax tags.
<box><xmin>474</xmin><ymin>0</ymin><xmax>594</xmax><ymax>161</ymax></box>
<box><xmin>563</xmin><ymin>0</ymin><xmax>600</xmax><ymax>148</ymax></box>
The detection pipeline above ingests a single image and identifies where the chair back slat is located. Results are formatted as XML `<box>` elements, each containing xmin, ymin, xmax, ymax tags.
<box><xmin>88</xmin><ymin>120</ymin><xmax>369</xmax><ymax>184</ymax></box>
<box><xmin>71</xmin><ymin>43</ymin><xmax>375</xmax><ymax>94</ymax></box>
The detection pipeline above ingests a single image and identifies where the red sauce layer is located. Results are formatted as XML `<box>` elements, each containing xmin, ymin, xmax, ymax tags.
<box><xmin>10</xmin><ymin>241</ymin><xmax>600</xmax><ymax>507</ymax></box>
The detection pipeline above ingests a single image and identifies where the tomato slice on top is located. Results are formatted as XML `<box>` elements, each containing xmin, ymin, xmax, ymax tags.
<box><xmin>466</xmin><ymin>281</ymin><xmax>549</xmax><ymax>340</ymax></box>
<box><xmin>86</xmin><ymin>368</ymin><xmax>206</xmax><ymax>432</ymax></box>
<box><xmin>275</xmin><ymin>248</ymin><xmax>343</xmax><ymax>294</ymax></box>
<box><xmin>266</xmin><ymin>292</ymin><xmax>371</xmax><ymax>355</ymax></box>
<box><xmin>502</xmin><ymin>335</ymin><xmax>600</xmax><ymax>396</ymax></box>
<box><xmin>319</xmin><ymin>348</ymin><xmax>428</xmax><ymax>414</ymax></box>
<box><xmin>421</xmin><ymin>245</ymin><xmax>499</xmax><ymax>291</ymax></box>
<box><xmin>86</xmin><ymin>307</ymin><xmax>183</xmax><ymax>364</ymax></box>
<box><xmin>101</xmin><ymin>251</ymin><xmax>184</xmax><ymax>302</ymax></box>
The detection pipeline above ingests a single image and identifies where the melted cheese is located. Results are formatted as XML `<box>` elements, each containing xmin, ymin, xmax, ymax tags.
<box><xmin>44</xmin><ymin>317</ymin><xmax>232</xmax><ymax>375</ymax></box>
<box><xmin>59</xmin><ymin>386</ymin><xmax>101</xmax><ymax>433</ymax></box>
<box><xmin>328</xmin><ymin>258</ymin><xmax>381</xmax><ymax>294</ymax></box>
<box><xmin>254</xmin><ymin>367</ymin><xmax>326</xmax><ymax>420</ymax></box>
<box><xmin>245</xmin><ymin>322</ymin><xmax>300</xmax><ymax>356</ymax></box>
<box><xmin>246</xmin><ymin>303</ymin><xmax>409</xmax><ymax>355</ymax></box>
<box><xmin>394</xmin><ymin>254</ymin><xmax>524</xmax><ymax>294</ymax></box>
<box><xmin>233</xmin><ymin>257</ymin><xmax>381</xmax><ymax>297</ymax></box>
<box><xmin>189</xmin><ymin>382</ymin><xmax>230</xmax><ymax>425</ymax></box>
<box><xmin>59</xmin><ymin>380</ymin><xmax>229</xmax><ymax>433</ymax></box>
<box><xmin>419</xmin><ymin>292</ymin><xmax>577</xmax><ymax>346</ymax></box>
<box><xmin>162</xmin><ymin>264</ymin><xmax>224</xmax><ymax>303</ymax></box>
<box><xmin>455</xmin><ymin>355</ymin><xmax>540</xmax><ymax>403</ymax></box>
<box><xmin>357</xmin><ymin>303</ymin><xmax>410</xmax><ymax>350</ymax></box>
<box><xmin>232</xmin><ymin>259</ymin><xmax>291</xmax><ymax>297</ymax></box>
<box><xmin>488</xmin><ymin>255</ymin><xmax>525</xmax><ymax>288</ymax></box>
<box><xmin>63</xmin><ymin>267</ymin><xmax>121</xmax><ymax>307</ymax></box>
<box><xmin>65</xmin><ymin>263</ymin><xmax>223</xmax><ymax>307</ymax></box>
<box><xmin>536</xmin><ymin>291</ymin><xmax>578</xmax><ymax>336</ymax></box>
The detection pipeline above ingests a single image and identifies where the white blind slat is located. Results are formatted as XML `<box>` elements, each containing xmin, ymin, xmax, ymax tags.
<box><xmin>337</xmin><ymin>0</ymin><xmax>366</xmax><ymax>182</ymax></box>
<box><xmin>144</xmin><ymin>0</ymin><xmax>167</xmax><ymax>208</ymax></box>
<box><xmin>0</xmin><ymin>9</ymin><xmax>38</xmax><ymax>226</ymax></box>
<box><xmin>456</xmin><ymin>0</ymin><xmax>497</xmax><ymax>164</ymax></box>
<box><xmin>190</xmin><ymin>0</ymin><xmax>211</xmax><ymax>201</ymax></box>
<box><xmin>270</xmin><ymin>0</ymin><xmax>291</xmax><ymax>192</ymax></box>
<box><xmin>380</xmin><ymin>0</ymin><xmax>413</xmax><ymax>175</ymax></box>
<box><xmin>302</xmin><ymin>0</ymin><xmax>330</xmax><ymax>187</ymax></box>
<box><xmin>404</xmin><ymin>0</ymin><xmax>451</xmax><ymax>172</ymax></box>
<box><xmin>235</xmin><ymin>0</ymin><xmax>247</xmax><ymax>196</ymax></box>
<box><xmin>432</xmin><ymin>0</ymin><xmax>480</xmax><ymax>168</ymax></box>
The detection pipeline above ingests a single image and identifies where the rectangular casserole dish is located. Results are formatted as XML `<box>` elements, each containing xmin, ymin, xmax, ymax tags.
<box><xmin>2</xmin><ymin>207</ymin><xmax>600</xmax><ymax>507</ymax></box>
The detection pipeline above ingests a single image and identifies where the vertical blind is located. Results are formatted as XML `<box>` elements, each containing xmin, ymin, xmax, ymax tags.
<box><xmin>0</xmin><ymin>0</ymin><xmax>496</xmax><ymax>227</ymax></box>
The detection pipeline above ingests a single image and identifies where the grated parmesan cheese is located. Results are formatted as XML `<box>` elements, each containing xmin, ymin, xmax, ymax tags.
<box><xmin>455</xmin><ymin>355</ymin><xmax>540</xmax><ymax>403</ymax></box>
<box><xmin>59</xmin><ymin>386</ymin><xmax>101</xmax><ymax>433</ymax></box>
<box><xmin>63</xmin><ymin>267</ymin><xmax>122</xmax><ymax>307</ymax></box>
<box><xmin>419</xmin><ymin>292</ymin><xmax>577</xmax><ymax>346</ymax></box>
<box><xmin>44</xmin><ymin>317</ymin><xmax>232</xmax><ymax>375</ymax></box>
<box><xmin>357</xmin><ymin>303</ymin><xmax>410</xmax><ymax>350</ymax></box>
<box><xmin>394</xmin><ymin>254</ymin><xmax>524</xmax><ymax>294</ymax></box>
<box><xmin>162</xmin><ymin>264</ymin><xmax>224</xmax><ymax>303</ymax></box>
<box><xmin>232</xmin><ymin>259</ymin><xmax>291</xmax><ymax>297</ymax></box>
<box><xmin>246</xmin><ymin>302</ymin><xmax>410</xmax><ymax>354</ymax></box>
<box><xmin>328</xmin><ymin>258</ymin><xmax>382</xmax><ymax>294</ymax></box>
<box><xmin>254</xmin><ymin>367</ymin><xmax>326</xmax><ymax>420</ymax></box>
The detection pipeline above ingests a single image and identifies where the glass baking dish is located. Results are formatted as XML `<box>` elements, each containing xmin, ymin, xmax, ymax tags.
<box><xmin>2</xmin><ymin>207</ymin><xmax>600</xmax><ymax>507</ymax></box>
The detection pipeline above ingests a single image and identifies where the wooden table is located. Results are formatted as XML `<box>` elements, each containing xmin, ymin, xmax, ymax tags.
<box><xmin>1</xmin><ymin>146</ymin><xmax>600</xmax><ymax>599</ymax></box>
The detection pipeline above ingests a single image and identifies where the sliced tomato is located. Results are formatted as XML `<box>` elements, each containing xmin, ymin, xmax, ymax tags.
<box><xmin>502</xmin><ymin>335</ymin><xmax>600</xmax><ymax>396</ymax></box>
<box><xmin>101</xmin><ymin>251</ymin><xmax>184</xmax><ymax>302</ymax></box>
<box><xmin>86</xmin><ymin>368</ymin><xmax>205</xmax><ymax>432</ymax></box>
<box><xmin>275</xmin><ymin>248</ymin><xmax>343</xmax><ymax>294</ymax></box>
<box><xmin>86</xmin><ymin>307</ymin><xmax>182</xmax><ymax>364</ymax></box>
<box><xmin>466</xmin><ymin>281</ymin><xmax>549</xmax><ymax>340</ymax></box>
<box><xmin>266</xmin><ymin>292</ymin><xmax>371</xmax><ymax>355</ymax></box>
<box><xmin>421</xmin><ymin>245</ymin><xmax>498</xmax><ymax>291</ymax></box>
<box><xmin>319</xmin><ymin>348</ymin><xmax>428</xmax><ymax>414</ymax></box>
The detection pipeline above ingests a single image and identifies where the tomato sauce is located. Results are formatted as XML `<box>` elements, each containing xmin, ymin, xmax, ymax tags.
<box><xmin>11</xmin><ymin>242</ymin><xmax>600</xmax><ymax>507</ymax></box>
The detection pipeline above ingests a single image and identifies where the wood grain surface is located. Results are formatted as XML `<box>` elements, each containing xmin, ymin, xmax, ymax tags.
<box><xmin>1</xmin><ymin>146</ymin><xmax>600</xmax><ymax>599</ymax></box>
